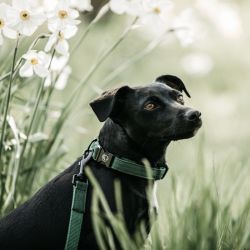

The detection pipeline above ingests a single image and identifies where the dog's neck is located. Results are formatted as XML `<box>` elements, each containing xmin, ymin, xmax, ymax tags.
<box><xmin>98</xmin><ymin>119</ymin><xmax>170</xmax><ymax>167</ymax></box>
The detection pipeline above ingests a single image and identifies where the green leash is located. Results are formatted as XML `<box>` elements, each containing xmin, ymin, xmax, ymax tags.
<box><xmin>64</xmin><ymin>139</ymin><xmax>168</xmax><ymax>250</ymax></box>
<box><xmin>64</xmin><ymin>152</ymin><xmax>92</xmax><ymax>250</ymax></box>
<box><xmin>64</xmin><ymin>180</ymin><xmax>88</xmax><ymax>250</ymax></box>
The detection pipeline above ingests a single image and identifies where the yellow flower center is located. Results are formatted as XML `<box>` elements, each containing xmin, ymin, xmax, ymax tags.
<box><xmin>20</xmin><ymin>10</ymin><xmax>30</xmax><ymax>21</ymax></box>
<box><xmin>30</xmin><ymin>58</ymin><xmax>38</xmax><ymax>65</ymax></box>
<box><xmin>153</xmin><ymin>7</ymin><xmax>161</xmax><ymax>14</ymax></box>
<box><xmin>0</xmin><ymin>18</ymin><xmax>5</xmax><ymax>28</ymax></box>
<box><xmin>58</xmin><ymin>10</ymin><xmax>68</xmax><ymax>19</ymax></box>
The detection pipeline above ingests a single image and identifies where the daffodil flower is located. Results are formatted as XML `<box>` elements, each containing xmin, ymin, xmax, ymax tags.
<box><xmin>45</xmin><ymin>26</ymin><xmax>78</xmax><ymax>56</ymax></box>
<box><xmin>19</xmin><ymin>50</ymin><xmax>50</xmax><ymax>78</ymax></box>
<box><xmin>47</xmin><ymin>1</ymin><xmax>81</xmax><ymax>31</ymax></box>
<box><xmin>7</xmin><ymin>0</ymin><xmax>46</xmax><ymax>37</ymax></box>
<box><xmin>0</xmin><ymin>3</ymin><xmax>17</xmax><ymax>45</ymax></box>
<box><xmin>141</xmin><ymin>0</ymin><xmax>173</xmax><ymax>27</ymax></box>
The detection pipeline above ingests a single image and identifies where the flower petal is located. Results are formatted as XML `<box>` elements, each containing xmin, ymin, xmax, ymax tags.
<box><xmin>12</xmin><ymin>0</ymin><xmax>29</xmax><ymax>10</ymax></box>
<box><xmin>51</xmin><ymin>55</ymin><xmax>69</xmax><ymax>71</ymax></box>
<box><xmin>3</xmin><ymin>27</ymin><xmax>17</xmax><ymax>39</ymax></box>
<box><xmin>70</xmin><ymin>0</ymin><xmax>93</xmax><ymax>11</ymax></box>
<box><xmin>43</xmin><ymin>0</ymin><xmax>58</xmax><ymax>12</ymax></box>
<box><xmin>45</xmin><ymin>34</ymin><xmax>57</xmax><ymax>52</ymax></box>
<box><xmin>34</xmin><ymin>64</ymin><xmax>49</xmax><ymax>78</ymax></box>
<box><xmin>38</xmin><ymin>51</ymin><xmax>51</xmax><ymax>67</ymax></box>
<box><xmin>64</xmin><ymin>25</ymin><xmax>78</xmax><ymax>39</ymax></box>
<box><xmin>110</xmin><ymin>0</ymin><xmax>127</xmax><ymax>15</ymax></box>
<box><xmin>0</xmin><ymin>3</ymin><xmax>10</xmax><ymax>18</ymax></box>
<box><xmin>30</xmin><ymin>12</ymin><xmax>46</xmax><ymax>26</ymax></box>
<box><xmin>17</xmin><ymin>21</ymin><xmax>38</xmax><ymax>36</ymax></box>
<box><xmin>68</xmin><ymin>8</ymin><xmax>79</xmax><ymax>19</ymax></box>
<box><xmin>66</xmin><ymin>19</ymin><xmax>81</xmax><ymax>26</ymax></box>
<box><xmin>19</xmin><ymin>62</ymin><xmax>34</xmax><ymax>77</ymax></box>
<box><xmin>55</xmin><ymin>39</ymin><xmax>69</xmax><ymax>56</ymax></box>
<box><xmin>55</xmin><ymin>65</ymin><xmax>71</xmax><ymax>90</ymax></box>
<box><xmin>6</xmin><ymin>7</ymin><xmax>20</xmax><ymax>27</ymax></box>
<box><xmin>0</xmin><ymin>32</ymin><xmax>3</xmax><ymax>46</ymax></box>
<box><xmin>22</xmin><ymin>50</ymin><xmax>38</xmax><ymax>60</ymax></box>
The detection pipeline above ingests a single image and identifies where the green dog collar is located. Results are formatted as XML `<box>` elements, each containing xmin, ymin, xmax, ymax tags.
<box><xmin>90</xmin><ymin>140</ymin><xmax>169</xmax><ymax>180</ymax></box>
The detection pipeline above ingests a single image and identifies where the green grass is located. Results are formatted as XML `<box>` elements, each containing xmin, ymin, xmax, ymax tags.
<box><xmin>154</xmin><ymin>146</ymin><xmax>250</xmax><ymax>250</ymax></box>
<box><xmin>82</xmin><ymin>137</ymin><xmax>250</xmax><ymax>250</ymax></box>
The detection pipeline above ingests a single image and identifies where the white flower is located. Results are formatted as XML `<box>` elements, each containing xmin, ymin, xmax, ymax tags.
<box><xmin>171</xmin><ymin>9</ymin><xmax>204</xmax><ymax>47</ymax></box>
<box><xmin>140</xmin><ymin>0</ymin><xmax>173</xmax><ymax>28</ymax></box>
<box><xmin>47</xmin><ymin>1</ymin><xmax>81</xmax><ymax>31</ymax></box>
<box><xmin>19</xmin><ymin>50</ymin><xmax>50</xmax><ymax>78</ymax></box>
<box><xmin>45</xmin><ymin>26</ymin><xmax>77</xmax><ymax>55</ymax></box>
<box><xmin>42</xmin><ymin>0</ymin><xmax>59</xmax><ymax>13</ymax></box>
<box><xmin>0</xmin><ymin>3</ymin><xmax>17</xmax><ymax>45</ymax></box>
<box><xmin>109</xmin><ymin>0</ymin><xmax>143</xmax><ymax>16</ymax></box>
<box><xmin>7</xmin><ymin>0</ymin><xmax>46</xmax><ymax>36</ymax></box>
<box><xmin>24</xmin><ymin>0</ymin><xmax>57</xmax><ymax>13</ymax></box>
<box><xmin>26</xmin><ymin>0</ymin><xmax>45</xmax><ymax>12</ymax></box>
<box><xmin>70</xmin><ymin>0</ymin><xmax>93</xmax><ymax>12</ymax></box>
<box><xmin>45</xmin><ymin>55</ymin><xmax>71</xmax><ymax>90</ymax></box>
<box><xmin>51</xmin><ymin>55</ymin><xmax>69</xmax><ymax>72</ymax></box>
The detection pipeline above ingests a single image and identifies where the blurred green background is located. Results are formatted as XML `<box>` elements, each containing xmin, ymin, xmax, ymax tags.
<box><xmin>1</xmin><ymin>0</ymin><xmax>250</xmax><ymax>248</ymax></box>
<box><xmin>51</xmin><ymin>0</ymin><xmax>250</xmax><ymax>209</ymax></box>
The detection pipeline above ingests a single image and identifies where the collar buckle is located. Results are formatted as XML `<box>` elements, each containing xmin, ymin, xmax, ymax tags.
<box><xmin>92</xmin><ymin>143</ymin><xmax>113</xmax><ymax>167</ymax></box>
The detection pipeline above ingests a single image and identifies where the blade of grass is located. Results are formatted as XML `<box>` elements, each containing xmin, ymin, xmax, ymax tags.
<box><xmin>0</xmin><ymin>35</ymin><xmax>20</xmax><ymax>164</ymax></box>
<box><xmin>13</xmin><ymin>50</ymin><xmax>56</xmax><ymax>194</ymax></box>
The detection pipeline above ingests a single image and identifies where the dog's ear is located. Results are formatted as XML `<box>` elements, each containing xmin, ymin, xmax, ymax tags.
<box><xmin>89</xmin><ymin>86</ymin><xmax>132</xmax><ymax>122</ymax></box>
<box><xmin>155</xmin><ymin>75</ymin><xmax>191</xmax><ymax>98</ymax></box>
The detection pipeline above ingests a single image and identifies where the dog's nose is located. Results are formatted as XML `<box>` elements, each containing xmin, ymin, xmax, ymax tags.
<box><xmin>186</xmin><ymin>110</ymin><xmax>201</xmax><ymax>121</ymax></box>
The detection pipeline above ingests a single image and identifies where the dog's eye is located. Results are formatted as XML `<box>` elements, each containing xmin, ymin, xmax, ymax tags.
<box><xmin>176</xmin><ymin>95</ymin><xmax>184</xmax><ymax>105</ymax></box>
<box><xmin>144</xmin><ymin>103</ymin><xmax>158</xmax><ymax>111</ymax></box>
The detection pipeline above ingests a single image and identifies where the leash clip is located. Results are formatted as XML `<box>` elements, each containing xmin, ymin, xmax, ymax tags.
<box><xmin>72</xmin><ymin>151</ymin><xmax>93</xmax><ymax>186</ymax></box>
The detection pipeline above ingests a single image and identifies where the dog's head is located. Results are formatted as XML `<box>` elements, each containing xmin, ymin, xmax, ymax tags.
<box><xmin>90</xmin><ymin>75</ymin><xmax>202</xmax><ymax>142</ymax></box>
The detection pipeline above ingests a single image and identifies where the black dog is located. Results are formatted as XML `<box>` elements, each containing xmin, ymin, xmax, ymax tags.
<box><xmin>0</xmin><ymin>75</ymin><xmax>202</xmax><ymax>250</ymax></box>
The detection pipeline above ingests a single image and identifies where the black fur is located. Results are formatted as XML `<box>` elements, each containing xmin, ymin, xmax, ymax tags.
<box><xmin>0</xmin><ymin>75</ymin><xmax>202</xmax><ymax>250</ymax></box>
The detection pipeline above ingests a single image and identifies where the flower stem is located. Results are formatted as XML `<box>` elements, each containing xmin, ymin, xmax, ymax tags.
<box><xmin>0</xmin><ymin>36</ymin><xmax>20</xmax><ymax>163</ymax></box>
<box><xmin>9</xmin><ymin>50</ymin><xmax>56</xmax><ymax>200</ymax></box>
<box><xmin>17</xmin><ymin>49</ymin><xmax>56</xmax><ymax>170</ymax></box>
